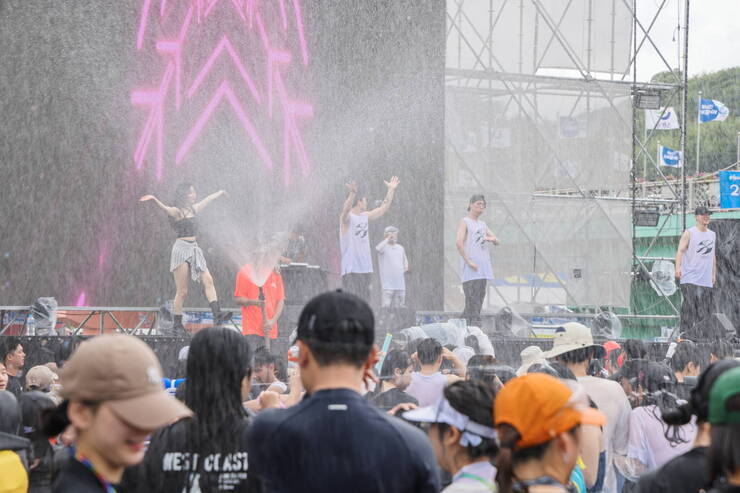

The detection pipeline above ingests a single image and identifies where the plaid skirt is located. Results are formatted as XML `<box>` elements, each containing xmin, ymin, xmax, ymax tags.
<box><xmin>170</xmin><ymin>239</ymin><xmax>208</xmax><ymax>282</ymax></box>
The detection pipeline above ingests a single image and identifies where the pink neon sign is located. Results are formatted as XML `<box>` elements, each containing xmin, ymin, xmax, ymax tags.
<box><xmin>133</xmin><ymin>0</ymin><xmax>313</xmax><ymax>184</ymax></box>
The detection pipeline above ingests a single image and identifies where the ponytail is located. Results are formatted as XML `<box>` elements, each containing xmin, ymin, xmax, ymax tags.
<box><xmin>495</xmin><ymin>424</ymin><xmax>520</xmax><ymax>493</ymax></box>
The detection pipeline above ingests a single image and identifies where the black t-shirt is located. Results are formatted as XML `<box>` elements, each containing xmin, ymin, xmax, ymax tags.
<box><xmin>53</xmin><ymin>456</ymin><xmax>120</xmax><ymax>493</ymax></box>
<box><xmin>370</xmin><ymin>387</ymin><xmax>419</xmax><ymax>412</ymax></box>
<box><xmin>635</xmin><ymin>447</ymin><xmax>708</xmax><ymax>493</ymax></box>
<box><xmin>130</xmin><ymin>417</ymin><xmax>260</xmax><ymax>493</ymax></box>
<box><xmin>247</xmin><ymin>387</ymin><xmax>440</xmax><ymax>493</ymax></box>
<box><xmin>6</xmin><ymin>374</ymin><xmax>23</xmax><ymax>396</ymax></box>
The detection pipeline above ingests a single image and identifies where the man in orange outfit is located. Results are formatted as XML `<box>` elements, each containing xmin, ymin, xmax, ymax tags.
<box><xmin>235</xmin><ymin>263</ymin><xmax>285</xmax><ymax>350</ymax></box>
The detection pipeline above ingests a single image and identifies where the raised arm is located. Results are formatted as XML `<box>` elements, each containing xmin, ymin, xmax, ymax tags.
<box><xmin>366</xmin><ymin>176</ymin><xmax>400</xmax><ymax>221</ymax></box>
<box><xmin>375</xmin><ymin>235</ymin><xmax>390</xmax><ymax>252</ymax></box>
<box><xmin>456</xmin><ymin>219</ymin><xmax>476</xmax><ymax>270</ymax></box>
<box><xmin>139</xmin><ymin>195</ymin><xmax>180</xmax><ymax>218</ymax></box>
<box><xmin>340</xmin><ymin>181</ymin><xmax>357</xmax><ymax>229</ymax></box>
<box><xmin>193</xmin><ymin>190</ymin><xmax>227</xmax><ymax>214</ymax></box>
<box><xmin>675</xmin><ymin>230</ymin><xmax>690</xmax><ymax>279</ymax></box>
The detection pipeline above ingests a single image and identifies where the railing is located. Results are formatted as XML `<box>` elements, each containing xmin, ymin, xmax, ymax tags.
<box><xmin>0</xmin><ymin>306</ymin><xmax>241</xmax><ymax>336</ymax></box>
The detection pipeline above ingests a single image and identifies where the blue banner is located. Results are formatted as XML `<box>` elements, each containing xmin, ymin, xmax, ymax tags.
<box><xmin>700</xmin><ymin>98</ymin><xmax>730</xmax><ymax>123</ymax></box>
<box><xmin>658</xmin><ymin>145</ymin><xmax>682</xmax><ymax>167</ymax></box>
<box><xmin>719</xmin><ymin>171</ymin><xmax>740</xmax><ymax>209</ymax></box>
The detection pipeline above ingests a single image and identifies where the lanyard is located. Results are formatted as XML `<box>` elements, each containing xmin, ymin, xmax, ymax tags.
<box><xmin>458</xmin><ymin>472</ymin><xmax>496</xmax><ymax>490</ymax></box>
<box><xmin>514</xmin><ymin>476</ymin><xmax>574</xmax><ymax>493</ymax></box>
<box><xmin>74</xmin><ymin>450</ymin><xmax>118</xmax><ymax>493</ymax></box>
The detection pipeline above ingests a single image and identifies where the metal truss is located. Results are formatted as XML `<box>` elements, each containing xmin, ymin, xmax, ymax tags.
<box><xmin>445</xmin><ymin>0</ymin><xmax>690</xmax><ymax>323</ymax></box>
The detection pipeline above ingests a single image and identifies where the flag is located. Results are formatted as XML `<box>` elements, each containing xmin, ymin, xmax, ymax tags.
<box><xmin>699</xmin><ymin>98</ymin><xmax>730</xmax><ymax>123</ymax></box>
<box><xmin>658</xmin><ymin>145</ymin><xmax>682</xmax><ymax>167</ymax></box>
<box><xmin>645</xmin><ymin>107</ymin><xmax>679</xmax><ymax>130</ymax></box>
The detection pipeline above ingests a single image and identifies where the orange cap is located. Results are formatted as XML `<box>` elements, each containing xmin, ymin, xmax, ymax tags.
<box><xmin>494</xmin><ymin>373</ymin><xmax>606</xmax><ymax>449</ymax></box>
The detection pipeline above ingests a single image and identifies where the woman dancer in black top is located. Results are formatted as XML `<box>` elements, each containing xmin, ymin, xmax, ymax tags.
<box><xmin>140</xmin><ymin>183</ymin><xmax>231</xmax><ymax>332</ymax></box>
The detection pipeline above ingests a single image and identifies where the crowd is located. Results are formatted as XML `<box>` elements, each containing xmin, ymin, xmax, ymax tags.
<box><xmin>1</xmin><ymin>291</ymin><xmax>740</xmax><ymax>493</ymax></box>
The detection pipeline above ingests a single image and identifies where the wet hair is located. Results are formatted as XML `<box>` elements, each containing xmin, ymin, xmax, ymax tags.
<box><xmin>670</xmin><ymin>341</ymin><xmax>701</xmax><ymax>373</ymax></box>
<box><xmin>554</xmin><ymin>347</ymin><xmax>594</xmax><ymax>365</ymax></box>
<box><xmin>466</xmin><ymin>355</ymin><xmax>497</xmax><ymax>388</ymax></box>
<box><xmin>379</xmin><ymin>349</ymin><xmax>411</xmax><ymax>380</ymax></box>
<box><xmin>710</xmin><ymin>340</ymin><xmax>733</xmax><ymax>360</ymax></box>
<box><xmin>301</xmin><ymin>320</ymin><xmax>374</xmax><ymax>368</ymax></box>
<box><xmin>622</xmin><ymin>339</ymin><xmax>648</xmax><ymax>360</ymax></box>
<box><xmin>0</xmin><ymin>390</ymin><xmax>21</xmax><ymax>434</ymax></box>
<box><xmin>417</xmin><ymin>338</ymin><xmax>443</xmax><ymax>366</ymax></box>
<box><xmin>1</xmin><ymin>337</ymin><xmax>21</xmax><ymax>364</ymax></box>
<box><xmin>183</xmin><ymin>327</ymin><xmax>253</xmax><ymax>450</ymax></box>
<box><xmin>496</xmin><ymin>423</ymin><xmax>579</xmax><ymax>493</ymax></box>
<box><xmin>708</xmin><ymin>395</ymin><xmax>740</xmax><ymax>482</ymax></box>
<box><xmin>663</xmin><ymin>359</ymin><xmax>740</xmax><ymax>426</ymax></box>
<box><xmin>19</xmin><ymin>391</ymin><xmax>56</xmax><ymax>463</ymax></box>
<box><xmin>434</xmin><ymin>380</ymin><xmax>498</xmax><ymax>461</ymax></box>
<box><xmin>172</xmin><ymin>182</ymin><xmax>195</xmax><ymax>210</ymax></box>
<box><xmin>254</xmin><ymin>347</ymin><xmax>276</xmax><ymax>369</ymax></box>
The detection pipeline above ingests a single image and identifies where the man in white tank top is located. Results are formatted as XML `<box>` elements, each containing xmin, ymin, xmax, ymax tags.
<box><xmin>455</xmin><ymin>195</ymin><xmax>499</xmax><ymax>327</ymax></box>
<box><xmin>675</xmin><ymin>206</ymin><xmax>717</xmax><ymax>336</ymax></box>
<box><xmin>340</xmin><ymin>177</ymin><xmax>400</xmax><ymax>302</ymax></box>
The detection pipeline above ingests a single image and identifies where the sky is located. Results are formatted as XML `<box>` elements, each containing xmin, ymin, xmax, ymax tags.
<box><xmin>638</xmin><ymin>0</ymin><xmax>740</xmax><ymax>79</ymax></box>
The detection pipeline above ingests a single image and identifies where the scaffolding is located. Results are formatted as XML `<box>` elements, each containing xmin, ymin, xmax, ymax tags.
<box><xmin>444</xmin><ymin>0</ymin><xmax>690</xmax><ymax>328</ymax></box>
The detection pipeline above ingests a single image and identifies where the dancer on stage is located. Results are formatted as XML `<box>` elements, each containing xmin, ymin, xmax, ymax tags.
<box><xmin>140</xmin><ymin>183</ymin><xmax>232</xmax><ymax>332</ymax></box>
<box><xmin>675</xmin><ymin>206</ymin><xmax>716</xmax><ymax>336</ymax></box>
<box><xmin>456</xmin><ymin>194</ymin><xmax>499</xmax><ymax>327</ymax></box>
<box><xmin>339</xmin><ymin>176</ymin><xmax>400</xmax><ymax>302</ymax></box>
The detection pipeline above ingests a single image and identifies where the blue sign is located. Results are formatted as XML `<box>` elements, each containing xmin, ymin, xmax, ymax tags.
<box><xmin>719</xmin><ymin>171</ymin><xmax>740</xmax><ymax>209</ymax></box>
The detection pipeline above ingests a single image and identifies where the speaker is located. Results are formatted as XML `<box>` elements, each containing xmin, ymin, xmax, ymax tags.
<box><xmin>686</xmin><ymin>312</ymin><xmax>737</xmax><ymax>341</ymax></box>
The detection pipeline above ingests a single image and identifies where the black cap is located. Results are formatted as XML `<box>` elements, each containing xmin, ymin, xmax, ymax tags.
<box><xmin>296</xmin><ymin>290</ymin><xmax>374</xmax><ymax>345</ymax></box>
<box><xmin>694</xmin><ymin>206</ymin><xmax>712</xmax><ymax>216</ymax></box>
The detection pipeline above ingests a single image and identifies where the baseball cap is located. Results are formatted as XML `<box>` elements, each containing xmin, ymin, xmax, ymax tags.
<box><xmin>384</xmin><ymin>226</ymin><xmax>399</xmax><ymax>235</ymax></box>
<box><xmin>709</xmin><ymin>366</ymin><xmax>740</xmax><ymax>425</ymax></box>
<box><xmin>695</xmin><ymin>206</ymin><xmax>712</xmax><ymax>216</ymax></box>
<box><xmin>404</xmin><ymin>396</ymin><xmax>497</xmax><ymax>447</ymax></box>
<box><xmin>296</xmin><ymin>290</ymin><xmax>374</xmax><ymax>345</ymax></box>
<box><xmin>495</xmin><ymin>373</ymin><xmax>606</xmax><ymax>449</ymax></box>
<box><xmin>543</xmin><ymin>322</ymin><xmax>606</xmax><ymax>359</ymax></box>
<box><xmin>25</xmin><ymin>365</ymin><xmax>56</xmax><ymax>391</ymax></box>
<box><xmin>60</xmin><ymin>334</ymin><xmax>192</xmax><ymax>430</ymax></box>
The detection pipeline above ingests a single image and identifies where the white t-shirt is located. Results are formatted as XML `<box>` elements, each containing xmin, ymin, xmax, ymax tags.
<box><xmin>680</xmin><ymin>226</ymin><xmax>716</xmax><ymax>287</ymax></box>
<box><xmin>377</xmin><ymin>242</ymin><xmax>407</xmax><ymax>291</ymax></box>
<box><xmin>627</xmin><ymin>405</ymin><xmax>696</xmax><ymax>472</ymax></box>
<box><xmin>577</xmin><ymin>375</ymin><xmax>631</xmax><ymax>493</ymax></box>
<box><xmin>340</xmin><ymin>212</ymin><xmax>373</xmax><ymax>275</ymax></box>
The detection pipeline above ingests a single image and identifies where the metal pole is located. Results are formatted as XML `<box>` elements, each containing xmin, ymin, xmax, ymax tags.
<box><xmin>696</xmin><ymin>90</ymin><xmax>701</xmax><ymax>175</ymax></box>
<box><xmin>680</xmin><ymin>0</ymin><xmax>689</xmax><ymax>232</ymax></box>
<box><xmin>642</xmin><ymin>124</ymin><xmax>648</xmax><ymax>196</ymax></box>
<box><xmin>736</xmin><ymin>131</ymin><xmax>739</xmax><ymax>164</ymax></box>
